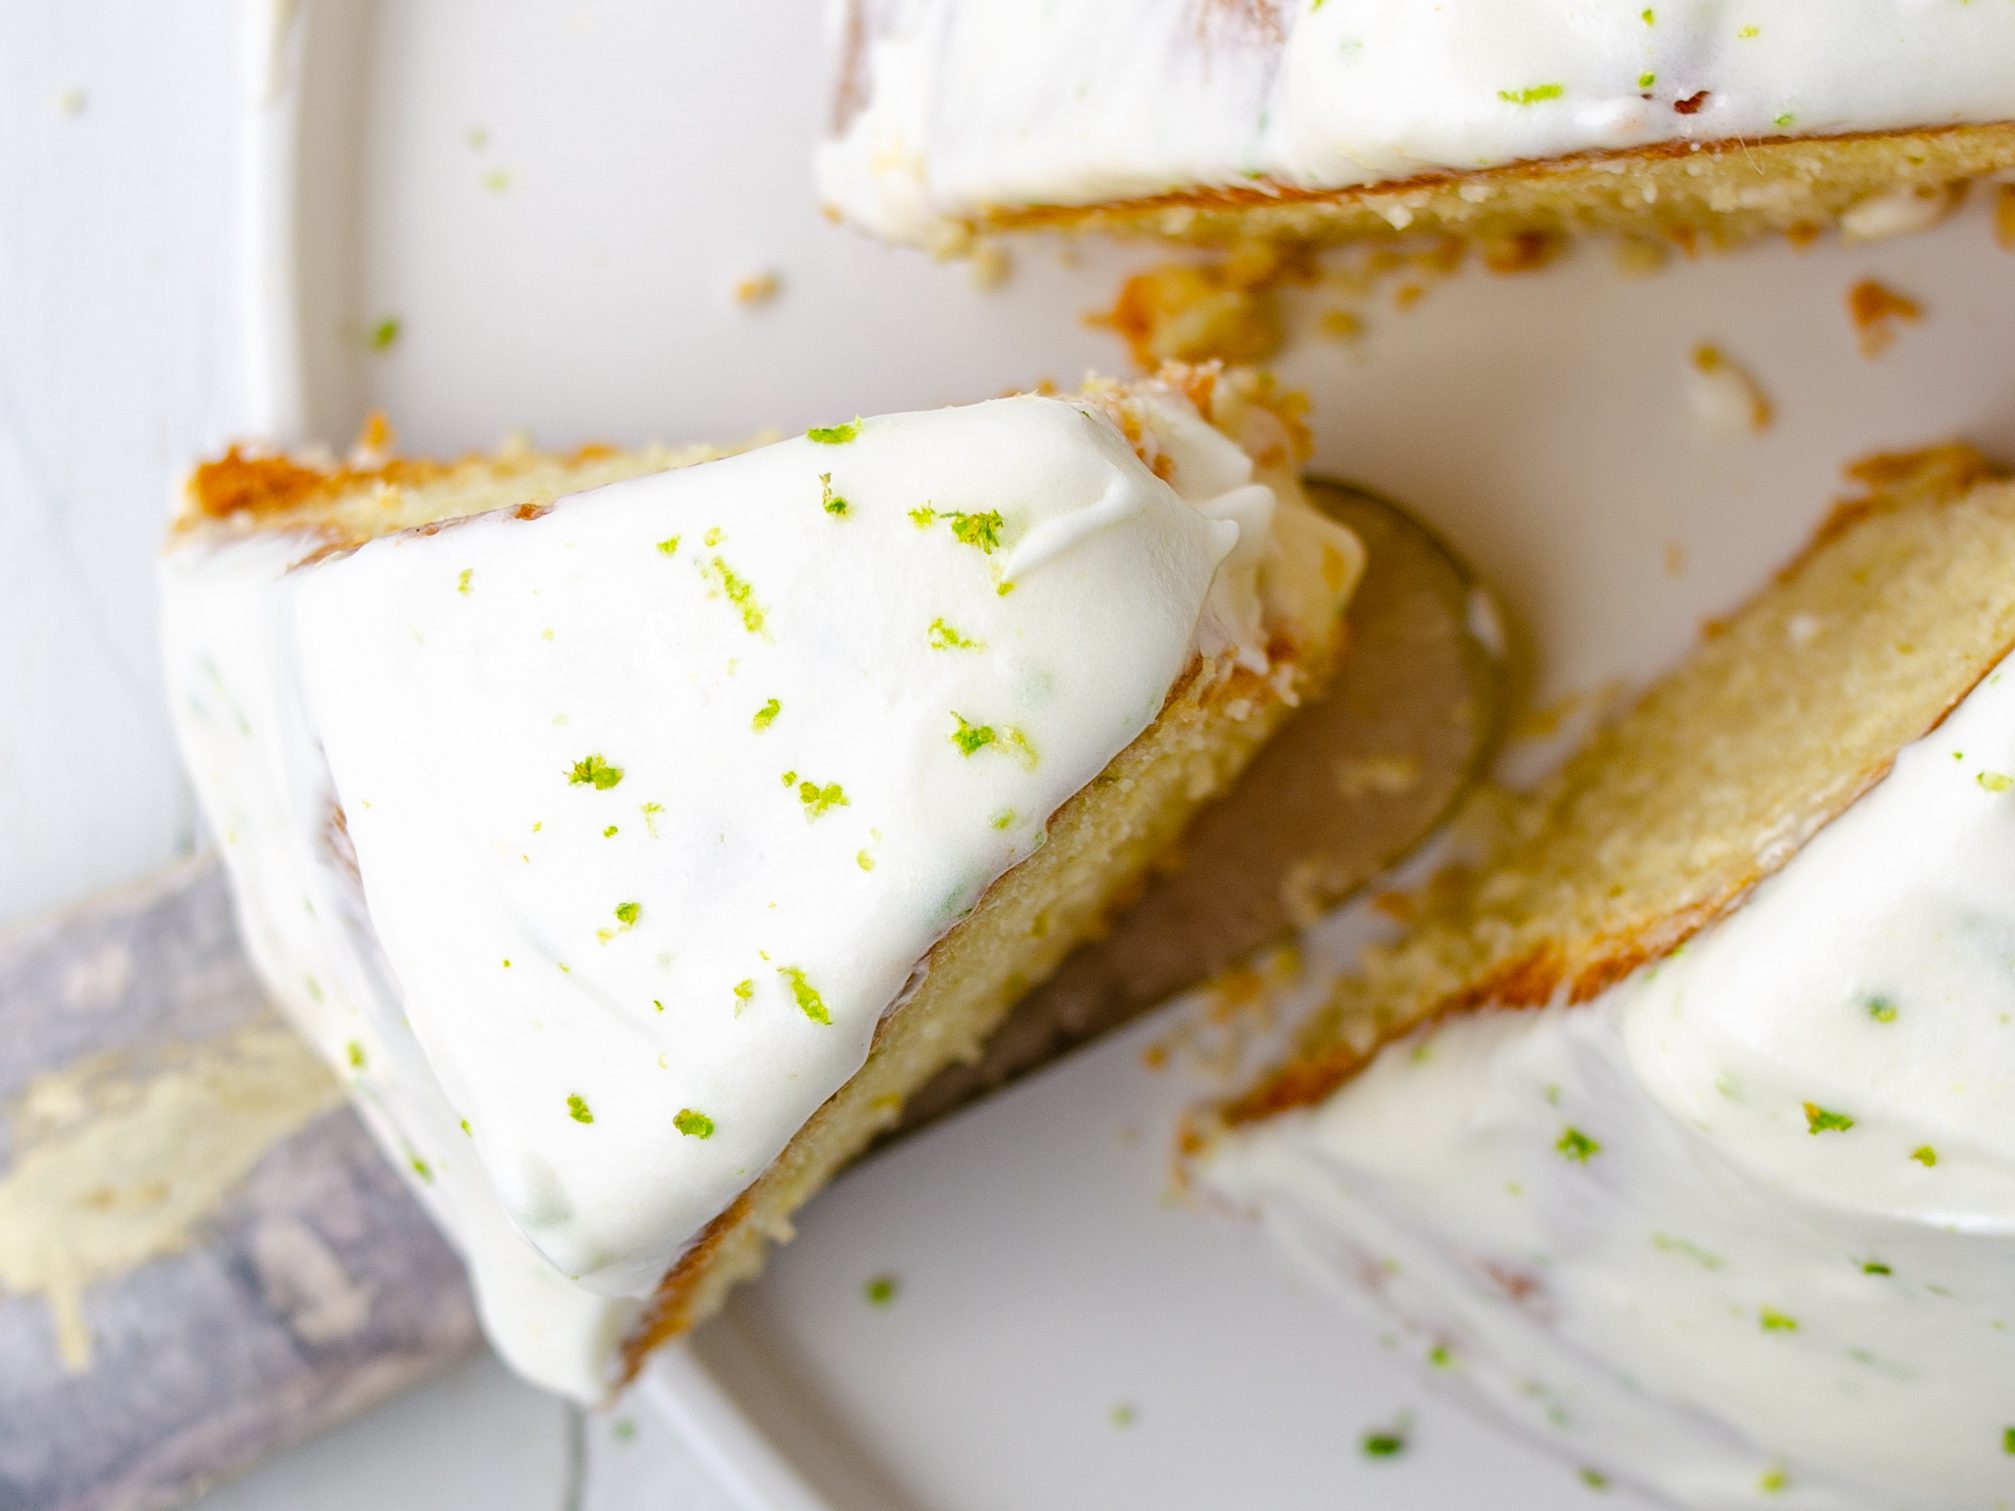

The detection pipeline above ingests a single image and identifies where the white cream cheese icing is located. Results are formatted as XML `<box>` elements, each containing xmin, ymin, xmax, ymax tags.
<box><xmin>1200</xmin><ymin>655</ymin><xmax>2015</xmax><ymax>1506</ymax></box>
<box><xmin>163</xmin><ymin>387</ymin><xmax>1352</xmax><ymax>1400</ymax></box>
<box><xmin>820</xmin><ymin>0</ymin><xmax>2015</xmax><ymax>245</ymax></box>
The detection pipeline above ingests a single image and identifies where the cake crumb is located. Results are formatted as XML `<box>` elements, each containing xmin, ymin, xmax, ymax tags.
<box><xmin>1318</xmin><ymin>308</ymin><xmax>1365</xmax><ymax>343</ymax></box>
<box><xmin>1846</xmin><ymin>278</ymin><xmax>1922</xmax><ymax>358</ymax></box>
<box><xmin>1995</xmin><ymin>185</ymin><xmax>2015</xmax><ymax>254</ymax></box>
<box><xmin>1611</xmin><ymin>237</ymin><xmax>1669</xmax><ymax>278</ymax></box>
<box><xmin>730</xmin><ymin>270</ymin><xmax>782</xmax><ymax>308</ymax></box>
<box><xmin>1687</xmin><ymin>344</ymin><xmax>1773</xmax><ymax>434</ymax></box>
<box><xmin>1092</xmin><ymin>261</ymin><xmax>1282</xmax><ymax>369</ymax></box>
<box><xmin>966</xmin><ymin>240</ymin><xmax>1013</xmax><ymax>291</ymax></box>
<box><xmin>1480</xmin><ymin>230</ymin><xmax>1564</xmax><ymax>275</ymax></box>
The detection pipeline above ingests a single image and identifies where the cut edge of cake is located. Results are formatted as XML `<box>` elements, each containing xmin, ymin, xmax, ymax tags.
<box><xmin>1192</xmin><ymin>440</ymin><xmax>2015</xmax><ymax>1148</ymax></box>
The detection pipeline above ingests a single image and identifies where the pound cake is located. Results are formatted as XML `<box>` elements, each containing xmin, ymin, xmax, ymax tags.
<box><xmin>821</xmin><ymin>0</ymin><xmax>2015</xmax><ymax>252</ymax></box>
<box><xmin>1193</xmin><ymin>446</ymin><xmax>2015</xmax><ymax>1506</ymax></box>
<box><xmin>161</xmin><ymin>368</ymin><xmax>1362</xmax><ymax>1400</ymax></box>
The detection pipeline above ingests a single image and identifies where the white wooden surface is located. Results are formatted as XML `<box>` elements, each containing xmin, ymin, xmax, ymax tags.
<box><xmin>1</xmin><ymin>7</ymin><xmax>731</xmax><ymax>1508</ymax></box>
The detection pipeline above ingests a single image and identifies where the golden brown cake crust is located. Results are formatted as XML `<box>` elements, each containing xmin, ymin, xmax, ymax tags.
<box><xmin>972</xmin><ymin>124</ymin><xmax>2015</xmax><ymax>250</ymax></box>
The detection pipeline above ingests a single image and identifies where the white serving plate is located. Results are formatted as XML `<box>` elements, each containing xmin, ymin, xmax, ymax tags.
<box><xmin>255</xmin><ymin>3</ymin><xmax>2015</xmax><ymax>1506</ymax></box>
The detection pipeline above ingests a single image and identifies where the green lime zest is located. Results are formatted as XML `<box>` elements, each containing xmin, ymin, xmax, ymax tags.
<box><xmin>674</xmin><ymin>1108</ymin><xmax>715</xmax><ymax>1139</ymax></box>
<box><xmin>927</xmin><ymin>617</ymin><xmax>981</xmax><ymax>651</ymax></box>
<box><xmin>950</xmin><ymin>712</ymin><xmax>996</xmax><ymax>756</ymax></box>
<box><xmin>796</xmin><ymin>780</ymin><xmax>848</xmax><ymax>818</ymax></box>
<box><xmin>1499</xmin><ymin>83</ymin><xmax>1565</xmax><ymax>105</ymax></box>
<box><xmin>566</xmin><ymin>1093</ymin><xmax>595</xmax><ymax>1125</ymax></box>
<box><xmin>1556</xmin><ymin>1126</ymin><xmax>1601</xmax><ymax>1163</ymax></box>
<box><xmin>819</xmin><ymin>472</ymin><xmax>850</xmax><ymax>515</ymax></box>
<box><xmin>752</xmin><ymin>697</ymin><xmax>781</xmax><ymax>731</ymax></box>
<box><xmin>807</xmin><ymin>419</ymin><xmax>862</xmax><ymax>445</ymax></box>
<box><xmin>780</xmin><ymin>966</ymin><xmax>831</xmax><ymax>1025</ymax></box>
<box><xmin>1804</xmin><ymin>1103</ymin><xmax>1854</xmax><ymax>1135</ymax></box>
<box><xmin>569</xmin><ymin>754</ymin><xmax>624</xmax><ymax>789</ymax></box>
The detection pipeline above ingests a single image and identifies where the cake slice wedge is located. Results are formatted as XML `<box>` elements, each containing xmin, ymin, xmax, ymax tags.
<box><xmin>1192</xmin><ymin>445</ymin><xmax>2015</xmax><ymax>1506</ymax></box>
<box><xmin>821</xmin><ymin>1</ymin><xmax>2015</xmax><ymax>253</ymax></box>
<box><xmin>161</xmin><ymin>367</ymin><xmax>1361</xmax><ymax>1401</ymax></box>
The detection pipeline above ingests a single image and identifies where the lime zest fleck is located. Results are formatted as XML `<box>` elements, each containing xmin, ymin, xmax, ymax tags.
<box><xmin>909</xmin><ymin>504</ymin><xmax>937</xmax><ymax>528</ymax></box>
<box><xmin>1637</xmin><ymin>71</ymin><xmax>1655</xmax><ymax>89</ymax></box>
<box><xmin>796</xmin><ymin>779</ymin><xmax>848</xmax><ymax>819</ymax></box>
<box><xmin>641</xmin><ymin>800</ymin><xmax>663</xmax><ymax>835</ymax></box>
<box><xmin>704</xmin><ymin>526</ymin><xmax>723</xmax><ymax>547</ymax></box>
<box><xmin>1862</xmin><ymin>1259</ymin><xmax>1892</xmax><ymax>1275</ymax></box>
<box><xmin>409</xmin><ymin>1155</ymin><xmax>433</xmax><ymax>1182</ymax></box>
<box><xmin>947</xmin><ymin>509</ymin><xmax>1005</xmax><ymax>553</ymax></box>
<box><xmin>1864</xmin><ymin>995</ymin><xmax>1898</xmax><ymax>1023</ymax></box>
<box><xmin>1759</xmin><ymin>1468</ymin><xmax>1788</xmax><ymax>1493</ymax></box>
<box><xmin>1499</xmin><ymin>83</ymin><xmax>1565</xmax><ymax>106</ymax></box>
<box><xmin>752</xmin><ymin>697</ymin><xmax>781</xmax><ymax>731</ymax></box>
<box><xmin>674</xmin><ymin>1108</ymin><xmax>715</xmax><ymax>1139</ymax></box>
<box><xmin>927</xmin><ymin>617</ymin><xmax>982</xmax><ymax>651</ymax></box>
<box><xmin>819</xmin><ymin>472</ymin><xmax>850</xmax><ymax>516</ymax></box>
<box><xmin>1579</xmin><ymin>1467</ymin><xmax>1609</xmax><ymax>1490</ymax></box>
<box><xmin>603</xmin><ymin>824</ymin><xmax>618</xmax><ymax>838</ymax></box>
<box><xmin>950</xmin><ymin>711</ymin><xmax>997</xmax><ymax>756</ymax></box>
<box><xmin>1773</xmin><ymin>111</ymin><xmax>1795</xmax><ymax>128</ymax></box>
<box><xmin>697</xmin><ymin>555</ymin><xmax>766</xmax><ymax>635</ymax></box>
<box><xmin>2004</xmin><ymin>1426</ymin><xmax>2015</xmax><ymax>1456</ymax></box>
<box><xmin>1556</xmin><ymin>1126</ymin><xmax>1601</xmax><ymax>1163</ymax></box>
<box><xmin>1360</xmin><ymin>1424</ymin><xmax>1407</xmax><ymax>1459</ymax></box>
<box><xmin>1428</xmin><ymin>1345</ymin><xmax>1453</xmax><ymax>1369</ymax></box>
<box><xmin>346</xmin><ymin>1040</ymin><xmax>366</xmax><ymax>1070</ymax></box>
<box><xmin>1912</xmin><ymin>1144</ymin><xmax>1938</xmax><ymax>1167</ymax></box>
<box><xmin>1110</xmin><ymin>1403</ymin><xmax>1136</xmax><ymax>1428</ymax></box>
<box><xmin>864</xmin><ymin>1273</ymin><xmax>898</xmax><ymax>1307</ymax></box>
<box><xmin>991</xmin><ymin>809</ymin><xmax>1015</xmax><ymax>830</ymax></box>
<box><xmin>733</xmin><ymin>978</ymin><xmax>755</xmax><ymax>1011</ymax></box>
<box><xmin>566</xmin><ymin>1093</ymin><xmax>595</xmax><ymax>1125</ymax></box>
<box><xmin>614</xmin><ymin>900</ymin><xmax>641</xmax><ymax>927</ymax></box>
<box><xmin>653</xmin><ymin>999</ymin><xmax>664</xmax><ymax>1013</ymax></box>
<box><xmin>856</xmin><ymin>849</ymin><xmax>875</xmax><ymax>871</ymax></box>
<box><xmin>656</xmin><ymin>535</ymin><xmax>681</xmax><ymax>557</ymax></box>
<box><xmin>780</xmin><ymin>966</ymin><xmax>831</xmax><ymax>1025</ymax></box>
<box><xmin>459</xmin><ymin>1118</ymin><xmax>472</xmax><ymax>1136</ymax></box>
<box><xmin>457</xmin><ymin>568</ymin><xmax>472</xmax><ymax>595</ymax></box>
<box><xmin>568</xmin><ymin>754</ymin><xmax>624</xmax><ymax>790</ymax></box>
<box><xmin>1979</xmin><ymin>770</ymin><xmax>2013</xmax><ymax>793</ymax></box>
<box><xmin>808</xmin><ymin>419</ymin><xmax>863</xmax><ymax>445</ymax></box>
<box><xmin>370</xmin><ymin>316</ymin><xmax>401</xmax><ymax>350</ymax></box>
<box><xmin>1759</xmin><ymin>1307</ymin><xmax>1798</xmax><ymax>1332</ymax></box>
<box><xmin>1804</xmin><ymin>1103</ymin><xmax>1855</xmax><ymax>1135</ymax></box>
<box><xmin>1737</xmin><ymin>24</ymin><xmax>1759</xmax><ymax>37</ymax></box>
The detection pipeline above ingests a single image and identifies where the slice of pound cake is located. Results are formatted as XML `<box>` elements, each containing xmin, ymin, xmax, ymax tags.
<box><xmin>821</xmin><ymin>0</ymin><xmax>2015</xmax><ymax>251</ymax></box>
<box><xmin>1191</xmin><ymin>446</ymin><xmax>2015</xmax><ymax>1506</ymax></box>
<box><xmin>161</xmin><ymin>367</ymin><xmax>1362</xmax><ymax>1400</ymax></box>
